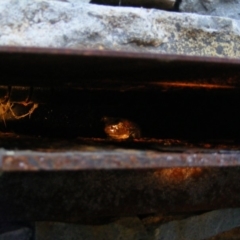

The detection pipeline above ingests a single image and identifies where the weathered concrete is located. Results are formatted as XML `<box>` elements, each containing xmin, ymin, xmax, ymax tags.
<box><xmin>0</xmin><ymin>228</ymin><xmax>32</xmax><ymax>240</ymax></box>
<box><xmin>151</xmin><ymin>208</ymin><xmax>240</xmax><ymax>240</ymax></box>
<box><xmin>35</xmin><ymin>218</ymin><xmax>148</xmax><ymax>240</ymax></box>
<box><xmin>0</xmin><ymin>0</ymin><xmax>240</xmax><ymax>58</ymax></box>
<box><xmin>180</xmin><ymin>0</ymin><xmax>240</xmax><ymax>21</ymax></box>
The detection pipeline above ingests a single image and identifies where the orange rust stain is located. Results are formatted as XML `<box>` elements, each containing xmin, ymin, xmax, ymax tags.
<box><xmin>153</xmin><ymin>167</ymin><xmax>203</xmax><ymax>184</ymax></box>
<box><xmin>151</xmin><ymin>82</ymin><xmax>235</xmax><ymax>89</ymax></box>
<box><xmin>203</xmin><ymin>143</ymin><xmax>212</xmax><ymax>148</ymax></box>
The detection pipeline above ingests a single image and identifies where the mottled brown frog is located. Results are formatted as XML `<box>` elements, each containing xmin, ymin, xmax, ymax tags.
<box><xmin>102</xmin><ymin>117</ymin><xmax>141</xmax><ymax>140</ymax></box>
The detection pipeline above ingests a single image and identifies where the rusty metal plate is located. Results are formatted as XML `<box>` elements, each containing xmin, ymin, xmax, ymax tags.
<box><xmin>2</xmin><ymin>150</ymin><xmax>240</xmax><ymax>171</ymax></box>
<box><xmin>0</xmin><ymin>46</ymin><xmax>240</xmax><ymax>89</ymax></box>
<box><xmin>0</xmin><ymin>168</ymin><xmax>240</xmax><ymax>221</ymax></box>
<box><xmin>0</xmin><ymin>47</ymin><xmax>240</xmax><ymax>221</ymax></box>
<box><xmin>0</xmin><ymin>135</ymin><xmax>239</xmax><ymax>221</ymax></box>
<box><xmin>0</xmin><ymin>136</ymin><xmax>239</xmax><ymax>171</ymax></box>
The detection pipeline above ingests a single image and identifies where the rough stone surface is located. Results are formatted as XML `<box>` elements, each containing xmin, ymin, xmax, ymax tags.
<box><xmin>180</xmin><ymin>0</ymin><xmax>240</xmax><ymax>21</ymax></box>
<box><xmin>34</xmin><ymin>210</ymin><xmax>240</xmax><ymax>239</ymax></box>
<box><xmin>151</xmin><ymin>208</ymin><xmax>240</xmax><ymax>240</ymax></box>
<box><xmin>0</xmin><ymin>228</ymin><xmax>32</xmax><ymax>240</ymax></box>
<box><xmin>35</xmin><ymin>218</ymin><xmax>148</xmax><ymax>240</ymax></box>
<box><xmin>0</xmin><ymin>0</ymin><xmax>240</xmax><ymax>58</ymax></box>
<box><xmin>207</xmin><ymin>226</ymin><xmax>240</xmax><ymax>239</ymax></box>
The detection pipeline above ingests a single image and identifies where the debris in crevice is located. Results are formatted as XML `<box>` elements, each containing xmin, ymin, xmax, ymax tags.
<box><xmin>0</xmin><ymin>102</ymin><xmax>38</xmax><ymax>126</ymax></box>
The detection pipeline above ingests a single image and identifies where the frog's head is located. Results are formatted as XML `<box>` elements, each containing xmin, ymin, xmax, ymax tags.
<box><xmin>101</xmin><ymin>117</ymin><xmax>130</xmax><ymax>139</ymax></box>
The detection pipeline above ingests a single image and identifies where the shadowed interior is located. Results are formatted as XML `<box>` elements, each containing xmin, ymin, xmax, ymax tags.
<box><xmin>0</xmin><ymin>48</ymin><xmax>240</xmax><ymax>147</ymax></box>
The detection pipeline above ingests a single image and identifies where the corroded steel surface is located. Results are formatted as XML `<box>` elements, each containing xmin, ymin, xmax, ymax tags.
<box><xmin>1</xmin><ymin>45</ymin><xmax>240</xmax><ymax>64</ymax></box>
<box><xmin>0</xmin><ymin>46</ymin><xmax>239</xmax><ymax>221</ymax></box>
<box><xmin>0</xmin><ymin>137</ymin><xmax>240</xmax><ymax>170</ymax></box>
<box><xmin>0</xmin><ymin>46</ymin><xmax>240</xmax><ymax>90</ymax></box>
<box><xmin>2</xmin><ymin>149</ymin><xmax>240</xmax><ymax>171</ymax></box>
<box><xmin>1</xmin><ymin>168</ymin><xmax>240</xmax><ymax>221</ymax></box>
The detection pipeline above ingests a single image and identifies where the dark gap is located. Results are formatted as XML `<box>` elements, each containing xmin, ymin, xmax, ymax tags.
<box><xmin>90</xmin><ymin>0</ymin><xmax>178</xmax><ymax>11</ymax></box>
<box><xmin>0</xmin><ymin>87</ymin><xmax>240</xmax><ymax>145</ymax></box>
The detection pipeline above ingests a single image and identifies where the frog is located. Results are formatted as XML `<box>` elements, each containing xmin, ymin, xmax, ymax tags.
<box><xmin>102</xmin><ymin>117</ymin><xmax>141</xmax><ymax>140</ymax></box>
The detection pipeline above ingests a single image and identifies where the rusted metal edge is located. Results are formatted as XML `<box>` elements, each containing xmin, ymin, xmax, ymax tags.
<box><xmin>1</xmin><ymin>149</ymin><xmax>240</xmax><ymax>171</ymax></box>
<box><xmin>1</xmin><ymin>45</ymin><xmax>240</xmax><ymax>66</ymax></box>
<box><xmin>1</xmin><ymin>46</ymin><xmax>240</xmax><ymax>89</ymax></box>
